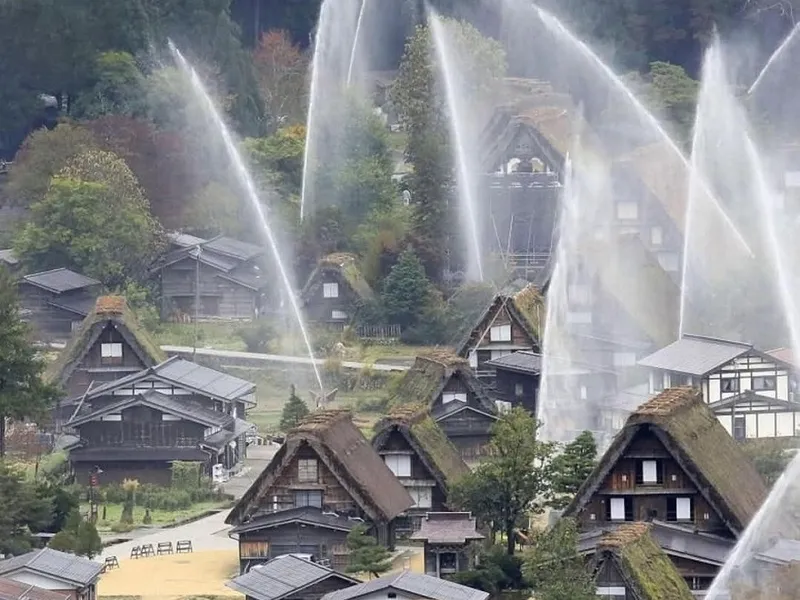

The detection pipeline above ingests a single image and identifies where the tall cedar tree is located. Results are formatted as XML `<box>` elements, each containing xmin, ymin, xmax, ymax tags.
<box><xmin>450</xmin><ymin>407</ymin><xmax>556</xmax><ymax>555</ymax></box>
<box><xmin>345</xmin><ymin>524</ymin><xmax>393</xmax><ymax>579</ymax></box>
<box><xmin>381</xmin><ymin>247</ymin><xmax>434</xmax><ymax>328</ymax></box>
<box><xmin>522</xmin><ymin>518</ymin><xmax>596</xmax><ymax>600</ymax></box>
<box><xmin>280</xmin><ymin>385</ymin><xmax>310</xmax><ymax>432</ymax></box>
<box><xmin>0</xmin><ymin>268</ymin><xmax>60</xmax><ymax>457</ymax></box>
<box><xmin>549</xmin><ymin>430</ymin><xmax>598</xmax><ymax>509</ymax></box>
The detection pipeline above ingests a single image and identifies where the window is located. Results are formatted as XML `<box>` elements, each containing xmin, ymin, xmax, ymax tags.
<box><xmin>596</xmin><ymin>587</ymin><xmax>626</xmax><ymax>598</ymax></box>
<box><xmin>384</xmin><ymin>454</ymin><xmax>411</xmax><ymax>477</ymax></box>
<box><xmin>442</xmin><ymin>392</ymin><xmax>467</xmax><ymax>404</ymax></box>
<box><xmin>100</xmin><ymin>343</ymin><xmax>123</xmax><ymax>365</ymax></box>
<box><xmin>323</xmin><ymin>282</ymin><xmax>339</xmax><ymax>298</ymax></box>
<box><xmin>240</xmin><ymin>540</ymin><xmax>269</xmax><ymax>558</ymax></box>
<box><xmin>721</xmin><ymin>378</ymin><xmax>740</xmax><ymax>393</ymax></box>
<box><xmin>294</xmin><ymin>490</ymin><xmax>322</xmax><ymax>508</ymax></box>
<box><xmin>753</xmin><ymin>376</ymin><xmax>777</xmax><ymax>391</ymax></box>
<box><xmin>651</xmin><ymin>226</ymin><xmax>664</xmax><ymax>246</ymax></box>
<box><xmin>668</xmin><ymin>497</ymin><xmax>694</xmax><ymax>521</ymax></box>
<box><xmin>408</xmin><ymin>486</ymin><xmax>432</xmax><ymax>508</ymax></box>
<box><xmin>636</xmin><ymin>460</ymin><xmax>661</xmax><ymax>485</ymax></box>
<box><xmin>616</xmin><ymin>201</ymin><xmax>639</xmax><ymax>220</ymax></box>
<box><xmin>608</xmin><ymin>497</ymin><xmax>627</xmax><ymax>521</ymax></box>
<box><xmin>297</xmin><ymin>459</ymin><xmax>318</xmax><ymax>483</ymax></box>
<box><xmin>490</xmin><ymin>324</ymin><xmax>512</xmax><ymax>342</ymax></box>
<box><xmin>733</xmin><ymin>415</ymin><xmax>746</xmax><ymax>441</ymax></box>
<box><xmin>468</xmin><ymin>351</ymin><xmax>478</xmax><ymax>369</ymax></box>
<box><xmin>496</xmin><ymin>400</ymin><xmax>512</xmax><ymax>414</ymax></box>
<box><xmin>331</xmin><ymin>310</ymin><xmax>348</xmax><ymax>320</ymax></box>
<box><xmin>514</xmin><ymin>383</ymin><xmax>524</xmax><ymax>398</ymax></box>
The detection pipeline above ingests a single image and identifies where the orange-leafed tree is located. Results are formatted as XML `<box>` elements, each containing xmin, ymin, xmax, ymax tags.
<box><xmin>253</xmin><ymin>30</ymin><xmax>308</xmax><ymax>129</ymax></box>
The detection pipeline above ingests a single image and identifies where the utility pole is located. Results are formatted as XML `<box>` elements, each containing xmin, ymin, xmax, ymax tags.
<box><xmin>193</xmin><ymin>245</ymin><xmax>201</xmax><ymax>361</ymax></box>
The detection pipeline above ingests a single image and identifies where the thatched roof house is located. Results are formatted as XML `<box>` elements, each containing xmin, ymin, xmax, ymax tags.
<box><xmin>301</xmin><ymin>253</ymin><xmax>374</xmax><ymax>326</ymax></box>
<box><xmin>590</xmin><ymin>522</ymin><xmax>693</xmax><ymax>600</ymax></box>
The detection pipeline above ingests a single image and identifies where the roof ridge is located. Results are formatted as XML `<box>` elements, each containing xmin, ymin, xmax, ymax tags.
<box><xmin>681</xmin><ymin>333</ymin><xmax>752</xmax><ymax>347</ymax></box>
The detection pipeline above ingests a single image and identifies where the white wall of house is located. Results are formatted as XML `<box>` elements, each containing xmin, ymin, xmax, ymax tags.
<box><xmin>717</xmin><ymin>410</ymin><xmax>800</xmax><ymax>439</ymax></box>
<box><xmin>705</xmin><ymin>353</ymin><xmax>790</xmax><ymax>404</ymax></box>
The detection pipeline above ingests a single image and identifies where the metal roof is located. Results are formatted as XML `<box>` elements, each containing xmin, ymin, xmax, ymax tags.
<box><xmin>486</xmin><ymin>350</ymin><xmax>541</xmax><ymax>374</ymax></box>
<box><xmin>227</xmin><ymin>555</ymin><xmax>356</xmax><ymax>600</ymax></box>
<box><xmin>637</xmin><ymin>334</ymin><xmax>752</xmax><ymax>376</ymax></box>
<box><xmin>168</xmin><ymin>232</ymin><xmax>207</xmax><ymax>248</ymax></box>
<box><xmin>47</xmin><ymin>295</ymin><xmax>96</xmax><ymax>317</ymax></box>
<box><xmin>322</xmin><ymin>571</ymin><xmax>489</xmax><ymax>600</ymax></box>
<box><xmin>229</xmin><ymin>507</ymin><xmax>358</xmax><ymax>535</ymax></box>
<box><xmin>153</xmin><ymin>358</ymin><xmax>256</xmax><ymax>401</ymax></box>
<box><xmin>0</xmin><ymin>549</ymin><xmax>103</xmax><ymax>587</ymax></box>
<box><xmin>22</xmin><ymin>269</ymin><xmax>100</xmax><ymax>294</ymax></box>
<box><xmin>203</xmin><ymin>418</ymin><xmax>255</xmax><ymax>449</ymax></box>
<box><xmin>755</xmin><ymin>538</ymin><xmax>800</xmax><ymax>565</ymax></box>
<box><xmin>204</xmin><ymin>236</ymin><xmax>262</xmax><ymax>261</ymax></box>
<box><xmin>0</xmin><ymin>576</ymin><xmax>71</xmax><ymax>600</ymax></box>
<box><xmin>0</xmin><ymin>249</ymin><xmax>18</xmax><ymax>265</ymax></box>
<box><xmin>410</xmin><ymin>512</ymin><xmax>484</xmax><ymax>544</ymax></box>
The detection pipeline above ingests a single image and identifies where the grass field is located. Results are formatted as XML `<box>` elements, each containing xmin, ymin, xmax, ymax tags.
<box><xmin>83</xmin><ymin>502</ymin><xmax>228</xmax><ymax>532</ymax></box>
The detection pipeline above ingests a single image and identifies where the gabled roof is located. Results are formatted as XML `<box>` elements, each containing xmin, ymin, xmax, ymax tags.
<box><xmin>68</xmin><ymin>389</ymin><xmax>234</xmax><ymax>429</ymax></box>
<box><xmin>47</xmin><ymin>295</ymin><xmax>96</xmax><ymax>317</ymax></box>
<box><xmin>84</xmin><ymin>356</ymin><xmax>256</xmax><ymax>405</ymax></box>
<box><xmin>167</xmin><ymin>231</ymin><xmax>207</xmax><ymax>248</ymax></box>
<box><xmin>589</xmin><ymin>523</ymin><xmax>693</xmax><ymax>600</ymax></box>
<box><xmin>486</xmin><ymin>351</ymin><xmax>614</xmax><ymax>377</ymax></box>
<box><xmin>455</xmin><ymin>283</ymin><xmax>544</xmax><ymax>356</ymax></box>
<box><xmin>372</xmin><ymin>404</ymin><xmax>470</xmax><ymax>497</ymax></box>
<box><xmin>708</xmin><ymin>389</ymin><xmax>799</xmax><ymax>412</ymax></box>
<box><xmin>0</xmin><ymin>549</ymin><xmax>102</xmax><ymax>587</ymax></box>
<box><xmin>410</xmin><ymin>512</ymin><xmax>484</xmax><ymax>544</ymax></box>
<box><xmin>0</xmin><ymin>576</ymin><xmax>71</xmax><ymax>600</ymax></box>
<box><xmin>322</xmin><ymin>571</ymin><xmax>489</xmax><ymax>600</ymax></box>
<box><xmin>387</xmin><ymin>352</ymin><xmax>497</xmax><ymax>416</ymax></box>
<box><xmin>638</xmin><ymin>334</ymin><xmax>754</xmax><ymax>376</ymax></box>
<box><xmin>227</xmin><ymin>410</ymin><xmax>414</xmax><ymax>526</ymax></box>
<box><xmin>300</xmin><ymin>253</ymin><xmax>374</xmax><ymax>303</ymax></box>
<box><xmin>45</xmin><ymin>296</ymin><xmax>167</xmax><ymax>386</ymax></box>
<box><xmin>229</xmin><ymin>507</ymin><xmax>358</xmax><ymax>535</ymax></box>
<box><xmin>227</xmin><ymin>554</ymin><xmax>359</xmax><ymax>600</ymax></box>
<box><xmin>203</xmin><ymin>236</ymin><xmax>262</xmax><ymax>261</ymax></box>
<box><xmin>565</xmin><ymin>388</ymin><xmax>768</xmax><ymax>535</ymax></box>
<box><xmin>22</xmin><ymin>268</ymin><xmax>99</xmax><ymax>294</ymax></box>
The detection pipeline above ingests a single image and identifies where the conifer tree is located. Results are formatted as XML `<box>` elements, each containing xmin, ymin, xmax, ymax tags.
<box><xmin>345</xmin><ymin>524</ymin><xmax>393</xmax><ymax>579</ymax></box>
<box><xmin>280</xmin><ymin>384</ymin><xmax>310</xmax><ymax>432</ymax></box>
<box><xmin>550</xmin><ymin>430</ymin><xmax>598</xmax><ymax>509</ymax></box>
<box><xmin>381</xmin><ymin>246</ymin><xmax>433</xmax><ymax>328</ymax></box>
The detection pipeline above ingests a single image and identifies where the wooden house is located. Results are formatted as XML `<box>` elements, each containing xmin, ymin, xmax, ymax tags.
<box><xmin>485</xmin><ymin>350</ymin><xmax>540</xmax><ymax>413</ymax></box>
<box><xmin>226</xmin><ymin>410</ymin><xmax>413</xmax><ymax>573</ymax></box>
<box><xmin>639</xmin><ymin>334</ymin><xmax>800</xmax><ymax>440</ymax></box>
<box><xmin>586</xmin><ymin>523</ymin><xmax>693</xmax><ymax>600</ymax></box>
<box><xmin>371</xmin><ymin>405</ymin><xmax>471</xmax><ymax>534</ymax></box>
<box><xmin>321</xmin><ymin>572</ymin><xmax>489</xmax><ymax>600</ymax></box>
<box><xmin>17</xmin><ymin>268</ymin><xmax>101</xmax><ymax>341</ymax></box>
<box><xmin>226</xmin><ymin>554</ymin><xmax>359</xmax><ymax>600</ymax></box>
<box><xmin>388</xmin><ymin>353</ymin><xmax>498</xmax><ymax>461</ymax></box>
<box><xmin>410</xmin><ymin>512</ymin><xmax>484</xmax><ymax>579</ymax></box>
<box><xmin>300</xmin><ymin>254</ymin><xmax>374</xmax><ymax>328</ymax></box>
<box><xmin>565</xmin><ymin>387</ymin><xmax>768</xmax><ymax>594</ymax></box>
<box><xmin>0</xmin><ymin>548</ymin><xmax>103</xmax><ymax>600</ymax></box>
<box><xmin>456</xmin><ymin>283</ymin><xmax>544</xmax><ymax>381</ymax></box>
<box><xmin>154</xmin><ymin>233</ymin><xmax>266</xmax><ymax>321</ymax></box>
<box><xmin>66</xmin><ymin>356</ymin><xmax>256</xmax><ymax>484</ymax></box>
<box><xmin>45</xmin><ymin>296</ymin><xmax>167</xmax><ymax>426</ymax></box>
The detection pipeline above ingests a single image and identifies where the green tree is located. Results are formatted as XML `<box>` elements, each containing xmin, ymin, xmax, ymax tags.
<box><xmin>48</xmin><ymin>509</ymin><xmax>102</xmax><ymax>559</ymax></box>
<box><xmin>8</xmin><ymin>123</ymin><xmax>98</xmax><ymax>206</ymax></box>
<box><xmin>15</xmin><ymin>150</ymin><xmax>165</xmax><ymax>288</ymax></box>
<box><xmin>450</xmin><ymin>407</ymin><xmax>556</xmax><ymax>555</ymax></box>
<box><xmin>280</xmin><ymin>385</ymin><xmax>310</xmax><ymax>432</ymax></box>
<box><xmin>550</xmin><ymin>431</ymin><xmax>598</xmax><ymax>509</ymax></box>
<box><xmin>522</xmin><ymin>518</ymin><xmax>596</xmax><ymax>600</ymax></box>
<box><xmin>72</xmin><ymin>51</ymin><xmax>145</xmax><ymax>119</ymax></box>
<box><xmin>0</xmin><ymin>462</ymin><xmax>54</xmax><ymax>555</ymax></box>
<box><xmin>0</xmin><ymin>269</ymin><xmax>61</xmax><ymax>457</ymax></box>
<box><xmin>345</xmin><ymin>524</ymin><xmax>393</xmax><ymax>579</ymax></box>
<box><xmin>245</xmin><ymin>124</ymin><xmax>306</xmax><ymax>197</ymax></box>
<box><xmin>381</xmin><ymin>247</ymin><xmax>436</xmax><ymax>328</ymax></box>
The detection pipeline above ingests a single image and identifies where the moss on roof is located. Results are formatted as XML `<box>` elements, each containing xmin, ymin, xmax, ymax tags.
<box><xmin>512</xmin><ymin>283</ymin><xmax>544</xmax><ymax>341</ymax></box>
<box><xmin>45</xmin><ymin>296</ymin><xmax>166</xmax><ymax>385</ymax></box>
<box><xmin>373</xmin><ymin>404</ymin><xmax>470</xmax><ymax>491</ymax></box>
<box><xmin>598</xmin><ymin>523</ymin><xmax>692</xmax><ymax>600</ymax></box>
<box><xmin>317</xmin><ymin>253</ymin><xmax>374</xmax><ymax>301</ymax></box>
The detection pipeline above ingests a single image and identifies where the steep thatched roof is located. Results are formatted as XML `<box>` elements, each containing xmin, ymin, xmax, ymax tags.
<box><xmin>565</xmin><ymin>388</ymin><xmax>767</xmax><ymax>535</ymax></box>
<box><xmin>300</xmin><ymin>253</ymin><xmax>374</xmax><ymax>303</ymax></box>
<box><xmin>372</xmin><ymin>404</ymin><xmax>470</xmax><ymax>497</ymax></box>
<box><xmin>227</xmin><ymin>410</ymin><xmax>413</xmax><ymax>526</ymax></box>
<box><xmin>45</xmin><ymin>296</ymin><xmax>166</xmax><ymax>386</ymax></box>
<box><xmin>387</xmin><ymin>352</ymin><xmax>496</xmax><ymax>415</ymax></box>
<box><xmin>592</xmin><ymin>523</ymin><xmax>693</xmax><ymax>600</ymax></box>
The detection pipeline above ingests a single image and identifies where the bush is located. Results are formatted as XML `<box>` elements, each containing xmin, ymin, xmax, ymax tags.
<box><xmin>237</xmin><ymin>319</ymin><xmax>275</xmax><ymax>353</ymax></box>
<box><xmin>110</xmin><ymin>522</ymin><xmax>135</xmax><ymax>533</ymax></box>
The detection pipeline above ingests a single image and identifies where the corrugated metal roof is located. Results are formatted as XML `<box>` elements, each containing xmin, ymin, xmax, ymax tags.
<box><xmin>229</xmin><ymin>507</ymin><xmax>357</xmax><ymax>535</ymax></box>
<box><xmin>0</xmin><ymin>549</ymin><xmax>102</xmax><ymax>586</ymax></box>
<box><xmin>227</xmin><ymin>555</ymin><xmax>354</xmax><ymax>600</ymax></box>
<box><xmin>0</xmin><ymin>576</ymin><xmax>71</xmax><ymax>600</ymax></box>
<box><xmin>322</xmin><ymin>571</ymin><xmax>489</xmax><ymax>600</ymax></box>
<box><xmin>168</xmin><ymin>232</ymin><xmax>207</xmax><ymax>248</ymax></box>
<box><xmin>154</xmin><ymin>358</ymin><xmax>255</xmax><ymax>401</ymax></box>
<box><xmin>637</xmin><ymin>334</ymin><xmax>752</xmax><ymax>376</ymax></box>
<box><xmin>23</xmin><ymin>269</ymin><xmax>100</xmax><ymax>294</ymax></box>
<box><xmin>486</xmin><ymin>350</ymin><xmax>541</xmax><ymax>374</ymax></box>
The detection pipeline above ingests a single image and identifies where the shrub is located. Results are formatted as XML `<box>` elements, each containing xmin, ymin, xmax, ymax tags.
<box><xmin>237</xmin><ymin>319</ymin><xmax>275</xmax><ymax>353</ymax></box>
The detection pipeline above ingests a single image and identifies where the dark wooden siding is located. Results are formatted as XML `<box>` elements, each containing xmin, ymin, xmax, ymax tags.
<box><xmin>159</xmin><ymin>258</ymin><xmax>258</xmax><ymax>320</ymax></box>
<box><xmin>377</xmin><ymin>429</ymin><xmax>447</xmax><ymax>513</ymax></box>
<box><xmin>73</xmin><ymin>460</ymin><xmax>174</xmax><ymax>486</ymax></box>
<box><xmin>494</xmin><ymin>369</ymin><xmax>538</xmax><ymax>413</ymax></box>
<box><xmin>304</xmin><ymin>270</ymin><xmax>358</xmax><ymax>325</ymax></box>
<box><xmin>75</xmin><ymin>406</ymin><xmax>207</xmax><ymax>448</ymax></box>
<box><xmin>17</xmin><ymin>283</ymin><xmax>94</xmax><ymax>341</ymax></box>
<box><xmin>239</xmin><ymin>524</ymin><xmax>350</xmax><ymax>572</ymax></box>
<box><xmin>473</xmin><ymin>304</ymin><xmax>534</xmax><ymax>351</ymax></box>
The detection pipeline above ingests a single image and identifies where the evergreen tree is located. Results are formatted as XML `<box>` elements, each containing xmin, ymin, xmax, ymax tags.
<box><xmin>522</xmin><ymin>518</ymin><xmax>596</xmax><ymax>600</ymax></box>
<box><xmin>0</xmin><ymin>268</ymin><xmax>61</xmax><ymax>457</ymax></box>
<box><xmin>345</xmin><ymin>524</ymin><xmax>393</xmax><ymax>579</ymax></box>
<box><xmin>280</xmin><ymin>385</ymin><xmax>310</xmax><ymax>431</ymax></box>
<box><xmin>381</xmin><ymin>247</ymin><xmax>434</xmax><ymax>329</ymax></box>
<box><xmin>0</xmin><ymin>462</ymin><xmax>53</xmax><ymax>555</ymax></box>
<box><xmin>48</xmin><ymin>510</ymin><xmax>102</xmax><ymax>558</ymax></box>
<box><xmin>550</xmin><ymin>431</ymin><xmax>598</xmax><ymax>509</ymax></box>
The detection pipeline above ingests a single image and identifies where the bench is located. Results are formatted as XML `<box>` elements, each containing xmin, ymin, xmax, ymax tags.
<box><xmin>130</xmin><ymin>546</ymin><xmax>141</xmax><ymax>559</ymax></box>
<box><xmin>157</xmin><ymin>541</ymin><xmax>173</xmax><ymax>555</ymax></box>
<box><xmin>103</xmin><ymin>556</ymin><xmax>119</xmax><ymax>571</ymax></box>
<box><xmin>140</xmin><ymin>543</ymin><xmax>155</xmax><ymax>557</ymax></box>
<box><xmin>176</xmin><ymin>540</ymin><xmax>193</xmax><ymax>554</ymax></box>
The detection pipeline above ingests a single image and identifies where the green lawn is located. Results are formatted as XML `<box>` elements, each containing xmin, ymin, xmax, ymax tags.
<box><xmin>83</xmin><ymin>501</ymin><xmax>228</xmax><ymax>532</ymax></box>
<box><xmin>155</xmin><ymin>322</ymin><xmax>246</xmax><ymax>351</ymax></box>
